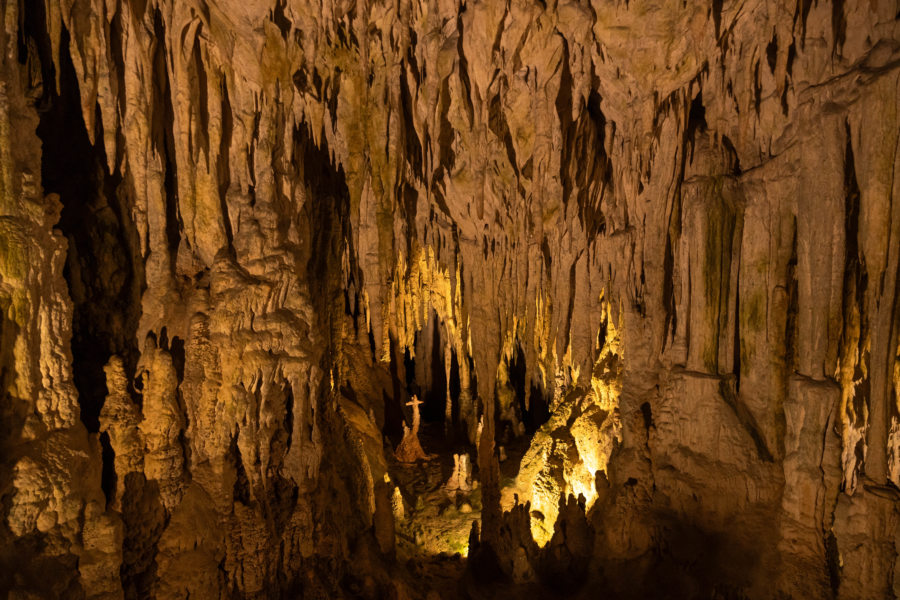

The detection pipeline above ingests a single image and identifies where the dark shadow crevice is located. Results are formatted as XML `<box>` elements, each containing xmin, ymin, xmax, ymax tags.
<box><xmin>34</xmin><ymin>24</ymin><xmax>143</xmax><ymax>434</ymax></box>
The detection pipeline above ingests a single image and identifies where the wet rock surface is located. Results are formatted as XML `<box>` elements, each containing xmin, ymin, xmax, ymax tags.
<box><xmin>1</xmin><ymin>0</ymin><xmax>899</xmax><ymax>598</ymax></box>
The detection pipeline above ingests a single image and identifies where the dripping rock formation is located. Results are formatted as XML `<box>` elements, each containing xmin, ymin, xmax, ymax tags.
<box><xmin>1</xmin><ymin>0</ymin><xmax>900</xmax><ymax>598</ymax></box>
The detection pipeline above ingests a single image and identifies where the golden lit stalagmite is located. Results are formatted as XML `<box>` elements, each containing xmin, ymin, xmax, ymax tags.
<box><xmin>394</xmin><ymin>395</ymin><xmax>428</xmax><ymax>463</ymax></box>
<box><xmin>505</xmin><ymin>293</ymin><xmax>623</xmax><ymax>546</ymax></box>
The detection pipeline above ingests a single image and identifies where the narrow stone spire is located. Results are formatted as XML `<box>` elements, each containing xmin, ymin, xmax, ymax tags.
<box><xmin>395</xmin><ymin>395</ymin><xmax>427</xmax><ymax>463</ymax></box>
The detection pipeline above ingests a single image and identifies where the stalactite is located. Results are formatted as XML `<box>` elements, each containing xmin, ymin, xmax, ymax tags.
<box><xmin>1</xmin><ymin>0</ymin><xmax>899</xmax><ymax>597</ymax></box>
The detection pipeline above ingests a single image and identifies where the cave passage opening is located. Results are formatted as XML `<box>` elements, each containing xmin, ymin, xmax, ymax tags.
<box><xmin>386</xmin><ymin>321</ymin><xmax>550</xmax><ymax>452</ymax></box>
<box><xmin>381</xmin><ymin>316</ymin><xmax>557</xmax><ymax>573</ymax></box>
<box><xmin>384</xmin><ymin>321</ymin><xmax>466</xmax><ymax>448</ymax></box>
<box><xmin>505</xmin><ymin>343</ymin><xmax>551</xmax><ymax>439</ymax></box>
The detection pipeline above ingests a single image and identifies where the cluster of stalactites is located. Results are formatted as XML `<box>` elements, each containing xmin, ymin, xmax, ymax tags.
<box><xmin>378</xmin><ymin>243</ymin><xmax>619</xmax><ymax>448</ymax></box>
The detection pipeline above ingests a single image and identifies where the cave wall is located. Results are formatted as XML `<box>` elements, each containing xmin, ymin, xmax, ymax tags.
<box><xmin>0</xmin><ymin>0</ymin><xmax>899</xmax><ymax>597</ymax></box>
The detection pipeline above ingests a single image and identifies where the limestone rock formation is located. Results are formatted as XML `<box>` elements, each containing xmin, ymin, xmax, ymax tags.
<box><xmin>396</xmin><ymin>395</ymin><xmax>428</xmax><ymax>462</ymax></box>
<box><xmin>444</xmin><ymin>453</ymin><xmax>474</xmax><ymax>494</ymax></box>
<box><xmin>0</xmin><ymin>0</ymin><xmax>899</xmax><ymax>598</ymax></box>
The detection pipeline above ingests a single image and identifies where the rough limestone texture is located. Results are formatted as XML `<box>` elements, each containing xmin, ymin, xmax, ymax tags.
<box><xmin>1</xmin><ymin>0</ymin><xmax>900</xmax><ymax>598</ymax></box>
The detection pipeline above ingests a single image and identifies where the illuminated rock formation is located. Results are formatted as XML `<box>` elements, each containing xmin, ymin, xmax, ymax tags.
<box><xmin>0</xmin><ymin>0</ymin><xmax>899</xmax><ymax>598</ymax></box>
<box><xmin>395</xmin><ymin>395</ymin><xmax>428</xmax><ymax>463</ymax></box>
<box><xmin>445</xmin><ymin>453</ymin><xmax>474</xmax><ymax>494</ymax></box>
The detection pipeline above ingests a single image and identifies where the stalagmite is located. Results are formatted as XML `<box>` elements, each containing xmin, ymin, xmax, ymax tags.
<box><xmin>395</xmin><ymin>395</ymin><xmax>428</xmax><ymax>463</ymax></box>
<box><xmin>444</xmin><ymin>453</ymin><xmax>474</xmax><ymax>494</ymax></box>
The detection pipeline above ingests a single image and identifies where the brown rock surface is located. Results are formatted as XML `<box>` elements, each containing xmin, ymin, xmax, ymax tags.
<box><xmin>1</xmin><ymin>0</ymin><xmax>899</xmax><ymax>598</ymax></box>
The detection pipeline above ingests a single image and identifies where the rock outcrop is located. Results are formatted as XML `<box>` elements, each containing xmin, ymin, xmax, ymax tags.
<box><xmin>1</xmin><ymin>0</ymin><xmax>899</xmax><ymax>598</ymax></box>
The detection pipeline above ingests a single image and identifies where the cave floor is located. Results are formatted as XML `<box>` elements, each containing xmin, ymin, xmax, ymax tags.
<box><xmin>387</xmin><ymin>422</ymin><xmax>537</xmax><ymax>598</ymax></box>
<box><xmin>391</xmin><ymin>423</ymin><xmax>482</xmax><ymax>558</ymax></box>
